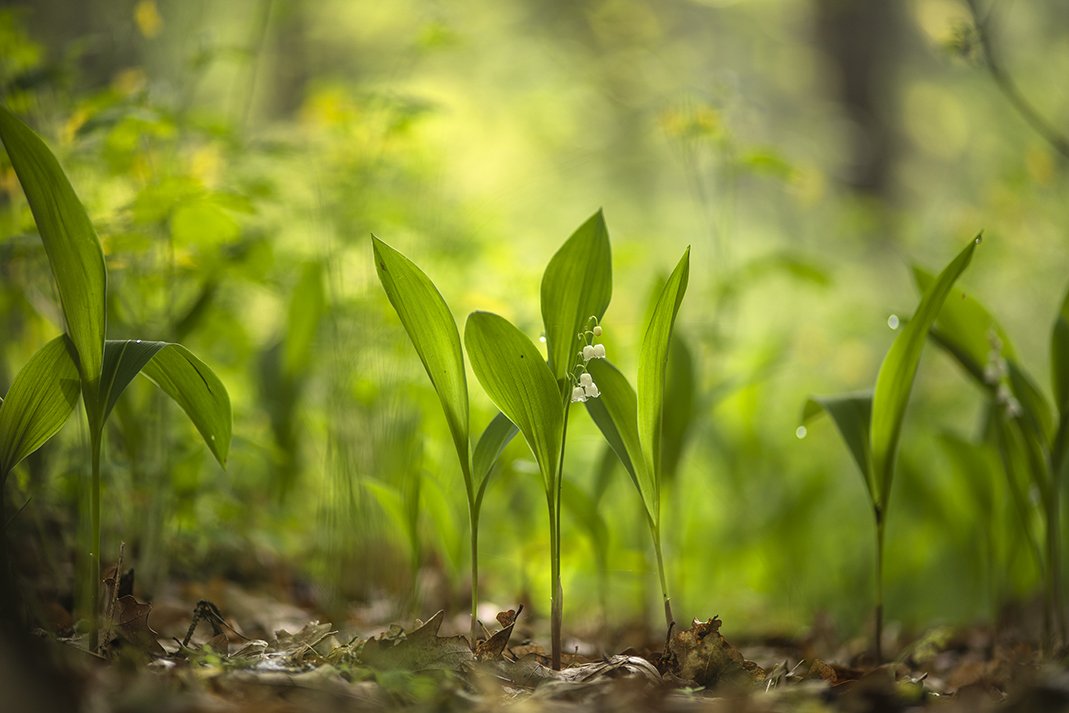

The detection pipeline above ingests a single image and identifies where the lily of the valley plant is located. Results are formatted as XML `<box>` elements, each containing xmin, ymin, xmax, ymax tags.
<box><xmin>0</xmin><ymin>106</ymin><xmax>232</xmax><ymax>651</ymax></box>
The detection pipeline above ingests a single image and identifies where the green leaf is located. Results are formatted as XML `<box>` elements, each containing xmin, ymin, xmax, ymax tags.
<box><xmin>1051</xmin><ymin>283</ymin><xmax>1069</xmax><ymax>417</ymax></box>
<box><xmin>464</xmin><ymin>311</ymin><xmax>563</xmax><ymax>494</ymax></box>
<box><xmin>140</xmin><ymin>344</ymin><xmax>231</xmax><ymax>467</ymax></box>
<box><xmin>871</xmin><ymin>236</ymin><xmax>979</xmax><ymax>510</ymax></box>
<box><xmin>662</xmin><ymin>334</ymin><xmax>696</xmax><ymax>484</ymax></box>
<box><xmin>803</xmin><ymin>392</ymin><xmax>874</xmax><ymax>499</ymax></box>
<box><xmin>373</xmin><ymin>236</ymin><xmax>470</xmax><ymax>479</ymax></box>
<box><xmin>0</xmin><ymin>335</ymin><xmax>80</xmax><ymax>478</ymax></box>
<box><xmin>283</xmin><ymin>261</ymin><xmax>326</xmax><ymax>376</ymax></box>
<box><xmin>0</xmin><ymin>106</ymin><xmax>107</xmax><ymax>393</ymax></box>
<box><xmin>540</xmin><ymin>210</ymin><xmax>612</xmax><ymax>385</ymax></box>
<box><xmin>100</xmin><ymin>339</ymin><xmax>167</xmax><ymax>422</ymax></box>
<box><xmin>473</xmin><ymin>411</ymin><xmax>518</xmax><ymax>502</ymax></box>
<box><xmin>637</xmin><ymin>247</ymin><xmax>691</xmax><ymax>499</ymax></box>
<box><xmin>912</xmin><ymin>265</ymin><xmax>1016</xmax><ymax>384</ymax></box>
<box><xmin>584</xmin><ymin>358</ymin><xmax>651</xmax><ymax>518</ymax></box>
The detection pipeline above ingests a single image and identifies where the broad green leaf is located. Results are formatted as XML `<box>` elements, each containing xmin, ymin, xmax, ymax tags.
<box><xmin>0</xmin><ymin>335</ymin><xmax>80</xmax><ymax>477</ymax></box>
<box><xmin>912</xmin><ymin>265</ymin><xmax>1016</xmax><ymax>384</ymax></box>
<box><xmin>914</xmin><ymin>265</ymin><xmax>1051</xmax><ymax>448</ymax></box>
<box><xmin>938</xmin><ymin>431</ymin><xmax>998</xmax><ymax>516</ymax></box>
<box><xmin>373</xmin><ymin>236</ymin><xmax>469</xmax><ymax>479</ymax></box>
<box><xmin>637</xmin><ymin>247</ymin><xmax>691</xmax><ymax>498</ymax></box>
<box><xmin>803</xmin><ymin>392</ymin><xmax>874</xmax><ymax>499</ymax></box>
<box><xmin>140</xmin><ymin>344</ymin><xmax>231</xmax><ymax>466</ymax></box>
<box><xmin>0</xmin><ymin>106</ymin><xmax>107</xmax><ymax>392</ymax></box>
<box><xmin>871</xmin><ymin>236</ymin><xmax>979</xmax><ymax>510</ymax></box>
<box><xmin>662</xmin><ymin>334</ymin><xmax>696</xmax><ymax>484</ymax></box>
<box><xmin>363</xmin><ymin>480</ymin><xmax>419</xmax><ymax>560</ymax></box>
<box><xmin>584</xmin><ymin>358</ymin><xmax>652</xmax><ymax>519</ymax></box>
<box><xmin>473</xmin><ymin>411</ymin><xmax>518</xmax><ymax>498</ymax></box>
<box><xmin>540</xmin><ymin>210</ymin><xmax>612</xmax><ymax>385</ymax></box>
<box><xmin>464</xmin><ymin>311</ymin><xmax>562</xmax><ymax>493</ymax></box>
<box><xmin>1051</xmin><ymin>283</ymin><xmax>1069</xmax><ymax>416</ymax></box>
<box><xmin>100</xmin><ymin>339</ymin><xmax>167</xmax><ymax>422</ymax></box>
<box><xmin>561</xmin><ymin>480</ymin><xmax>608</xmax><ymax>560</ymax></box>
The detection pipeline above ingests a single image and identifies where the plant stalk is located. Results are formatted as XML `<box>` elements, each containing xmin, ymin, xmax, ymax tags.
<box><xmin>469</xmin><ymin>506</ymin><xmax>480</xmax><ymax>645</ymax></box>
<box><xmin>650</xmin><ymin>522</ymin><xmax>674</xmax><ymax>632</ymax></box>
<box><xmin>88</xmin><ymin>425</ymin><xmax>102</xmax><ymax>652</ymax></box>
<box><xmin>548</xmin><ymin>403</ymin><xmax>570</xmax><ymax>671</ymax></box>
<box><xmin>873</xmin><ymin>506</ymin><xmax>885</xmax><ymax>663</ymax></box>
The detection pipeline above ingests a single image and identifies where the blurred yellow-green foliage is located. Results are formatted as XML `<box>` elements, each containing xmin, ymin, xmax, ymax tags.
<box><xmin>3</xmin><ymin>0</ymin><xmax>1069</xmax><ymax>640</ymax></box>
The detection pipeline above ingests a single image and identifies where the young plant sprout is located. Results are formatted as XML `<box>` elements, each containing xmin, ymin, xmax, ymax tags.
<box><xmin>0</xmin><ymin>106</ymin><xmax>232</xmax><ymax>651</ymax></box>
<box><xmin>803</xmin><ymin>236</ymin><xmax>980</xmax><ymax>661</ymax></box>
<box><xmin>584</xmin><ymin>248</ymin><xmax>691</xmax><ymax>633</ymax></box>
<box><xmin>372</xmin><ymin>236</ymin><xmax>517</xmax><ymax>646</ymax></box>
<box><xmin>913</xmin><ymin>264</ymin><xmax>1069</xmax><ymax>650</ymax></box>
<box><xmin>466</xmin><ymin>211</ymin><xmax>612</xmax><ymax>669</ymax></box>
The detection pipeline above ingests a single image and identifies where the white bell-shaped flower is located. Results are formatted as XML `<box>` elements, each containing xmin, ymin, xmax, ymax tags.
<box><xmin>592</xmin><ymin>325</ymin><xmax>603</xmax><ymax>337</ymax></box>
<box><xmin>582</xmin><ymin>345</ymin><xmax>596</xmax><ymax>362</ymax></box>
<box><xmin>579</xmin><ymin>372</ymin><xmax>593</xmax><ymax>387</ymax></box>
<box><xmin>571</xmin><ymin>386</ymin><xmax>587</xmax><ymax>403</ymax></box>
<box><xmin>592</xmin><ymin>343</ymin><xmax>606</xmax><ymax>359</ymax></box>
<box><xmin>584</xmin><ymin>382</ymin><xmax>600</xmax><ymax>399</ymax></box>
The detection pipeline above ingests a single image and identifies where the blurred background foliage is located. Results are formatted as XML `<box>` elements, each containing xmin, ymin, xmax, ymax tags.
<box><xmin>2</xmin><ymin>0</ymin><xmax>1068</xmax><ymax>643</ymax></box>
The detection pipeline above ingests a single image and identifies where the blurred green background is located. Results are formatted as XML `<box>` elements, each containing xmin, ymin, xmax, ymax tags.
<box><xmin>2</xmin><ymin>0</ymin><xmax>1068</xmax><ymax>642</ymax></box>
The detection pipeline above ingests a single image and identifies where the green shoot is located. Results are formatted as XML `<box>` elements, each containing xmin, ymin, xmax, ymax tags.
<box><xmin>585</xmin><ymin>247</ymin><xmax>691</xmax><ymax>632</ymax></box>
<box><xmin>0</xmin><ymin>105</ymin><xmax>231</xmax><ymax>651</ymax></box>
<box><xmin>803</xmin><ymin>235</ymin><xmax>980</xmax><ymax>660</ymax></box>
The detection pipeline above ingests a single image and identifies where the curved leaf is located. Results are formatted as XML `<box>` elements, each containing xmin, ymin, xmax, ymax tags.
<box><xmin>871</xmin><ymin>236</ymin><xmax>979</xmax><ymax>510</ymax></box>
<box><xmin>637</xmin><ymin>247</ymin><xmax>691</xmax><ymax>499</ymax></box>
<box><xmin>140</xmin><ymin>344</ymin><xmax>231</xmax><ymax>467</ymax></box>
<box><xmin>0</xmin><ymin>106</ymin><xmax>107</xmax><ymax>393</ymax></box>
<box><xmin>373</xmin><ymin>236</ymin><xmax>469</xmax><ymax>479</ymax></box>
<box><xmin>540</xmin><ymin>211</ymin><xmax>612</xmax><ymax>385</ymax></box>
<box><xmin>662</xmin><ymin>334</ymin><xmax>696</xmax><ymax>484</ymax></box>
<box><xmin>1051</xmin><ymin>283</ymin><xmax>1069</xmax><ymax>418</ymax></box>
<box><xmin>803</xmin><ymin>392</ymin><xmax>874</xmax><ymax>499</ymax></box>
<box><xmin>473</xmin><ymin>411</ymin><xmax>518</xmax><ymax>497</ymax></box>
<box><xmin>0</xmin><ymin>335</ymin><xmax>80</xmax><ymax>477</ymax></box>
<box><xmin>464</xmin><ymin>312</ymin><xmax>562</xmax><ymax>494</ymax></box>
<box><xmin>100</xmin><ymin>340</ymin><xmax>167</xmax><ymax>422</ymax></box>
<box><xmin>584</xmin><ymin>358</ymin><xmax>651</xmax><ymax>517</ymax></box>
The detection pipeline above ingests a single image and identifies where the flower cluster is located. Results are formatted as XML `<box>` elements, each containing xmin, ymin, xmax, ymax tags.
<box><xmin>571</xmin><ymin>317</ymin><xmax>607</xmax><ymax>403</ymax></box>
<box><xmin>984</xmin><ymin>330</ymin><xmax>1022</xmax><ymax>418</ymax></box>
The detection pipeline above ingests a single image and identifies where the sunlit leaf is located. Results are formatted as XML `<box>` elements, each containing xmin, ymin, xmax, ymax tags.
<box><xmin>464</xmin><ymin>311</ymin><xmax>562</xmax><ymax>493</ymax></box>
<box><xmin>373</xmin><ymin>236</ymin><xmax>469</xmax><ymax>478</ymax></box>
<box><xmin>871</xmin><ymin>236</ymin><xmax>979</xmax><ymax>509</ymax></box>
<box><xmin>662</xmin><ymin>334</ymin><xmax>696</xmax><ymax>484</ymax></box>
<box><xmin>540</xmin><ymin>210</ymin><xmax>612</xmax><ymax>386</ymax></box>
<box><xmin>0</xmin><ymin>335</ymin><xmax>80</xmax><ymax>477</ymax></box>
<box><xmin>140</xmin><ymin>344</ymin><xmax>231</xmax><ymax>466</ymax></box>
<box><xmin>283</xmin><ymin>261</ymin><xmax>326</xmax><ymax>376</ymax></box>
<box><xmin>473</xmin><ymin>411</ymin><xmax>518</xmax><ymax>502</ymax></box>
<box><xmin>637</xmin><ymin>247</ymin><xmax>691</xmax><ymax>497</ymax></box>
<box><xmin>803</xmin><ymin>392</ymin><xmax>874</xmax><ymax>499</ymax></box>
<box><xmin>584</xmin><ymin>358</ymin><xmax>650</xmax><ymax>516</ymax></box>
<box><xmin>0</xmin><ymin>106</ymin><xmax>107</xmax><ymax>394</ymax></box>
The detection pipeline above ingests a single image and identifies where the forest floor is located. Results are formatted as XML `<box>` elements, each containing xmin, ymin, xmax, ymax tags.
<box><xmin>4</xmin><ymin>557</ymin><xmax>1069</xmax><ymax>713</ymax></box>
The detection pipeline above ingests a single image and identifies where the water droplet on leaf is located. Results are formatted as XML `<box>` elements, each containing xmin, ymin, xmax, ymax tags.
<box><xmin>887</xmin><ymin>314</ymin><xmax>900</xmax><ymax>330</ymax></box>
<box><xmin>795</xmin><ymin>426</ymin><xmax>807</xmax><ymax>439</ymax></box>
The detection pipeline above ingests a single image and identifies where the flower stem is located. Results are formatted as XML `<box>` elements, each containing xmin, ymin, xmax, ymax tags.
<box><xmin>549</xmin><ymin>403</ymin><xmax>570</xmax><ymax>670</ymax></box>
<box><xmin>650</xmin><ymin>524</ymin><xmax>674</xmax><ymax>632</ymax></box>
<box><xmin>873</xmin><ymin>506</ymin><xmax>885</xmax><ymax>663</ymax></box>
<box><xmin>88</xmin><ymin>425</ymin><xmax>102</xmax><ymax>652</ymax></box>
<box><xmin>469</xmin><ymin>507</ymin><xmax>480</xmax><ymax>645</ymax></box>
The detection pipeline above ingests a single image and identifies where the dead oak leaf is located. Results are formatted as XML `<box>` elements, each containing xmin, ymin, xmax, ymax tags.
<box><xmin>359</xmin><ymin>610</ymin><xmax>474</xmax><ymax>672</ymax></box>
<box><xmin>114</xmin><ymin>595</ymin><xmax>166</xmax><ymax>657</ymax></box>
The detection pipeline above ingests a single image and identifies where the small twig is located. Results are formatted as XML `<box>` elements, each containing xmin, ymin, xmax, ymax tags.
<box><xmin>3</xmin><ymin>497</ymin><xmax>31</xmax><ymax>529</ymax></box>
<box><xmin>965</xmin><ymin>0</ymin><xmax>1069</xmax><ymax>161</ymax></box>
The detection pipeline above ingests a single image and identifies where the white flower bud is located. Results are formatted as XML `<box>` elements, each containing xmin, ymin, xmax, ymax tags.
<box><xmin>592</xmin><ymin>343</ymin><xmax>606</xmax><ymax>359</ymax></box>
<box><xmin>571</xmin><ymin>386</ymin><xmax>587</xmax><ymax>403</ymax></box>
<box><xmin>592</xmin><ymin>325</ymin><xmax>602</xmax><ymax>337</ymax></box>
<box><xmin>584</xmin><ymin>382</ymin><xmax>600</xmax><ymax>398</ymax></box>
<box><xmin>580</xmin><ymin>372</ymin><xmax>593</xmax><ymax>387</ymax></box>
<box><xmin>582</xmin><ymin>345</ymin><xmax>596</xmax><ymax>361</ymax></box>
